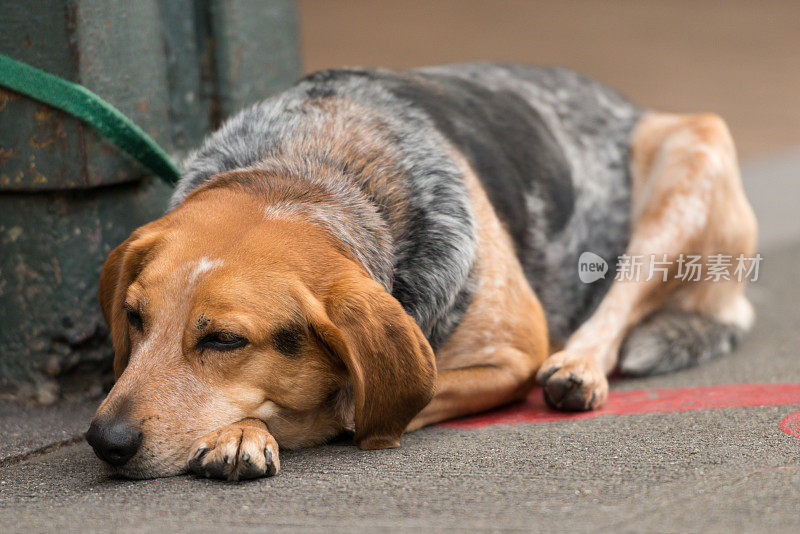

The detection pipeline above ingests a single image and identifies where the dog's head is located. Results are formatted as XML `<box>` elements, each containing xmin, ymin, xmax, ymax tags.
<box><xmin>87</xmin><ymin>181</ymin><xmax>436</xmax><ymax>478</ymax></box>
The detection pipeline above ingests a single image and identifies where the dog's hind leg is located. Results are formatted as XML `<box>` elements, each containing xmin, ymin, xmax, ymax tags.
<box><xmin>537</xmin><ymin>112</ymin><xmax>757</xmax><ymax>410</ymax></box>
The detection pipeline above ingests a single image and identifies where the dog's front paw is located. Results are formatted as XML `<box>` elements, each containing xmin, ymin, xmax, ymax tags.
<box><xmin>187</xmin><ymin>418</ymin><xmax>279</xmax><ymax>481</ymax></box>
<box><xmin>536</xmin><ymin>351</ymin><xmax>608</xmax><ymax>411</ymax></box>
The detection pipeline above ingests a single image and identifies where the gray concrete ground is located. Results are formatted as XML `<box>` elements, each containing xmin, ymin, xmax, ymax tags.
<box><xmin>1</xmin><ymin>153</ymin><xmax>799</xmax><ymax>532</ymax></box>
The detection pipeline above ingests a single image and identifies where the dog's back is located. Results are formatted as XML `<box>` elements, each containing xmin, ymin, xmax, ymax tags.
<box><xmin>175</xmin><ymin>63</ymin><xmax>643</xmax><ymax>347</ymax></box>
<box><xmin>402</xmin><ymin>64</ymin><xmax>644</xmax><ymax>343</ymax></box>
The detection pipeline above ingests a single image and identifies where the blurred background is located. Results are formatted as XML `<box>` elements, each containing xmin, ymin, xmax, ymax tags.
<box><xmin>298</xmin><ymin>0</ymin><xmax>800</xmax><ymax>158</ymax></box>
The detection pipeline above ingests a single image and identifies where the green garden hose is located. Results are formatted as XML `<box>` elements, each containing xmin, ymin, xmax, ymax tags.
<box><xmin>0</xmin><ymin>53</ymin><xmax>180</xmax><ymax>185</ymax></box>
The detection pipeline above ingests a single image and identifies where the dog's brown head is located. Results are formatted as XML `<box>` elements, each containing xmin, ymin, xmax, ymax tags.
<box><xmin>88</xmin><ymin>179</ymin><xmax>436</xmax><ymax>478</ymax></box>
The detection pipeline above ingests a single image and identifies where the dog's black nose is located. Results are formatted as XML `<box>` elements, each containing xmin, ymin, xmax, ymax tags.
<box><xmin>86</xmin><ymin>417</ymin><xmax>142</xmax><ymax>467</ymax></box>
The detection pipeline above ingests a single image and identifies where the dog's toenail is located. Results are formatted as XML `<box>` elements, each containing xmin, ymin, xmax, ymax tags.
<box><xmin>538</xmin><ymin>367</ymin><xmax>558</xmax><ymax>384</ymax></box>
<box><xmin>193</xmin><ymin>447</ymin><xmax>206</xmax><ymax>460</ymax></box>
<box><xmin>224</xmin><ymin>455</ymin><xmax>233</xmax><ymax>464</ymax></box>
<box><xmin>264</xmin><ymin>447</ymin><xmax>273</xmax><ymax>464</ymax></box>
<box><xmin>242</xmin><ymin>452</ymin><xmax>250</xmax><ymax>462</ymax></box>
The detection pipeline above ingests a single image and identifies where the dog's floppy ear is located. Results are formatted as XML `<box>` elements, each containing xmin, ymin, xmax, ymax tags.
<box><xmin>305</xmin><ymin>273</ymin><xmax>437</xmax><ymax>449</ymax></box>
<box><xmin>98</xmin><ymin>227</ymin><xmax>162</xmax><ymax>378</ymax></box>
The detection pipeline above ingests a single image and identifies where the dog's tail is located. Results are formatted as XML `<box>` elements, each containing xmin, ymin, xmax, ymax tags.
<box><xmin>618</xmin><ymin>310</ymin><xmax>744</xmax><ymax>377</ymax></box>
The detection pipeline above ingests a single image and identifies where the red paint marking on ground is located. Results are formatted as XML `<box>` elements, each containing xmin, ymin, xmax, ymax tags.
<box><xmin>439</xmin><ymin>383</ymin><xmax>800</xmax><ymax>429</ymax></box>
<box><xmin>778</xmin><ymin>410</ymin><xmax>800</xmax><ymax>439</ymax></box>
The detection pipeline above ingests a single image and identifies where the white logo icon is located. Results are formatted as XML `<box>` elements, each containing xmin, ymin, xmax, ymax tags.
<box><xmin>578</xmin><ymin>252</ymin><xmax>608</xmax><ymax>284</ymax></box>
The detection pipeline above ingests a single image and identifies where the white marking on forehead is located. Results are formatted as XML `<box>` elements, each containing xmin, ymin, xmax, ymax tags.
<box><xmin>188</xmin><ymin>257</ymin><xmax>222</xmax><ymax>284</ymax></box>
<box><xmin>123</xmin><ymin>257</ymin><xmax>222</xmax><ymax>369</ymax></box>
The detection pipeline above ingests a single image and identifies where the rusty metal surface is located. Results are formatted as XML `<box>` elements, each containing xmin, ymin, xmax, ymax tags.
<box><xmin>210</xmin><ymin>0</ymin><xmax>300</xmax><ymax>117</ymax></box>
<box><xmin>0</xmin><ymin>0</ymin><xmax>172</xmax><ymax>191</ymax></box>
<box><xmin>157</xmin><ymin>0</ymin><xmax>212</xmax><ymax>153</ymax></box>
<box><xmin>0</xmin><ymin>3</ymin><xmax>84</xmax><ymax>190</ymax></box>
<box><xmin>71</xmin><ymin>0</ymin><xmax>172</xmax><ymax>188</ymax></box>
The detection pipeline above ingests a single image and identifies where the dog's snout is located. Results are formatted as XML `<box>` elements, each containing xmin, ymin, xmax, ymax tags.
<box><xmin>86</xmin><ymin>417</ymin><xmax>143</xmax><ymax>467</ymax></box>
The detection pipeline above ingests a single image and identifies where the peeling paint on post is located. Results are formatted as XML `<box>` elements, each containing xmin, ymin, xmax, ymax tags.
<box><xmin>0</xmin><ymin>1</ymin><xmax>300</xmax><ymax>400</ymax></box>
<box><xmin>0</xmin><ymin>0</ymin><xmax>172</xmax><ymax>191</ymax></box>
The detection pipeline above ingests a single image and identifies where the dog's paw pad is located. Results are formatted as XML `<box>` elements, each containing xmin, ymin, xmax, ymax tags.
<box><xmin>536</xmin><ymin>352</ymin><xmax>608</xmax><ymax>411</ymax></box>
<box><xmin>187</xmin><ymin>420</ymin><xmax>279</xmax><ymax>481</ymax></box>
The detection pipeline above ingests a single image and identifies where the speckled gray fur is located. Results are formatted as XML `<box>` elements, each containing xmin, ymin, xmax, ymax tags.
<box><xmin>409</xmin><ymin>64</ymin><xmax>644</xmax><ymax>343</ymax></box>
<box><xmin>171</xmin><ymin>63</ymin><xmax>644</xmax><ymax>349</ymax></box>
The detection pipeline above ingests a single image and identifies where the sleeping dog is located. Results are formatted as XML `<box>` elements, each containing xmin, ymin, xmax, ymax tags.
<box><xmin>87</xmin><ymin>64</ymin><xmax>757</xmax><ymax>480</ymax></box>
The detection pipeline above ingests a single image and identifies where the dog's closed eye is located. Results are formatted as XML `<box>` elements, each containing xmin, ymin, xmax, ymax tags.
<box><xmin>198</xmin><ymin>331</ymin><xmax>249</xmax><ymax>352</ymax></box>
<box><xmin>126</xmin><ymin>309</ymin><xmax>144</xmax><ymax>331</ymax></box>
